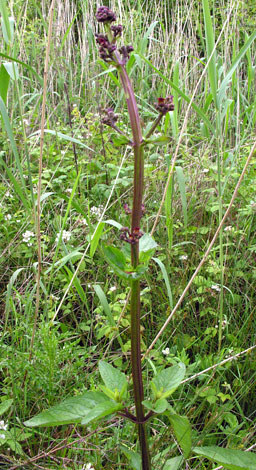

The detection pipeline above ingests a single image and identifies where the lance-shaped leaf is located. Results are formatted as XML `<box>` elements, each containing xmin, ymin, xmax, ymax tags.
<box><xmin>81</xmin><ymin>401</ymin><xmax>123</xmax><ymax>425</ymax></box>
<box><xmin>163</xmin><ymin>456</ymin><xmax>184</xmax><ymax>470</ymax></box>
<box><xmin>168</xmin><ymin>413</ymin><xmax>192</xmax><ymax>458</ymax></box>
<box><xmin>24</xmin><ymin>392</ymin><xmax>109</xmax><ymax>427</ymax></box>
<box><xmin>193</xmin><ymin>446</ymin><xmax>256</xmax><ymax>470</ymax></box>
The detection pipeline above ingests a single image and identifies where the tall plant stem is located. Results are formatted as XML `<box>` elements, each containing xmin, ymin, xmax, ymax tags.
<box><xmin>115</xmin><ymin>57</ymin><xmax>151</xmax><ymax>469</ymax></box>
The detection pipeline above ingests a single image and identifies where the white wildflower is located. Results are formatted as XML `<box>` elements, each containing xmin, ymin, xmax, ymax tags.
<box><xmin>4</xmin><ymin>214</ymin><xmax>12</xmax><ymax>221</ymax></box>
<box><xmin>162</xmin><ymin>347</ymin><xmax>170</xmax><ymax>356</ymax></box>
<box><xmin>0</xmin><ymin>433</ymin><xmax>5</xmax><ymax>439</ymax></box>
<box><xmin>211</xmin><ymin>284</ymin><xmax>221</xmax><ymax>292</ymax></box>
<box><xmin>90</xmin><ymin>205</ymin><xmax>104</xmax><ymax>219</ymax></box>
<box><xmin>0</xmin><ymin>420</ymin><xmax>7</xmax><ymax>431</ymax></box>
<box><xmin>202</xmin><ymin>168</ymin><xmax>209</xmax><ymax>173</ymax></box>
<box><xmin>81</xmin><ymin>218</ymin><xmax>88</xmax><ymax>226</ymax></box>
<box><xmin>66</xmin><ymin>188</ymin><xmax>73</xmax><ymax>194</ymax></box>
<box><xmin>22</xmin><ymin>230</ymin><xmax>35</xmax><ymax>244</ymax></box>
<box><xmin>179</xmin><ymin>255</ymin><xmax>188</xmax><ymax>261</ymax></box>
<box><xmin>84</xmin><ymin>464</ymin><xmax>95</xmax><ymax>470</ymax></box>
<box><xmin>55</xmin><ymin>230</ymin><xmax>71</xmax><ymax>243</ymax></box>
<box><xmin>224</xmin><ymin>226</ymin><xmax>232</xmax><ymax>232</ymax></box>
<box><xmin>109</xmin><ymin>286</ymin><xmax>117</xmax><ymax>292</ymax></box>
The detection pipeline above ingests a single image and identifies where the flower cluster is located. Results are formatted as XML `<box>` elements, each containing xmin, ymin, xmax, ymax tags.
<box><xmin>55</xmin><ymin>230</ymin><xmax>72</xmax><ymax>243</ymax></box>
<box><xmin>90</xmin><ymin>205</ymin><xmax>104</xmax><ymax>219</ymax></box>
<box><xmin>96</xmin><ymin>6</ymin><xmax>133</xmax><ymax>64</ymax></box>
<box><xmin>96</xmin><ymin>6</ymin><xmax>116</xmax><ymax>23</ymax></box>
<box><xmin>119</xmin><ymin>45</ymin><xmax>134</xmax><ymax>62</ymax></box>
<box><xmin>95</xmin><ymin>33</ymin><xmax>117</xmax><ymax>62</ymax></box>
<box><xmin>154</xmin><ymin>95</ymin><xmax>174</xmax><ymax>114</ymax></box>
<box><xmin>22</xmin><ymin>230</ymin><xmax>35</xmax><ymax>246</ymax></box>
<box><xmin>101</xmin><ymin>107</ymin><xmax>118</xmax><ymax>127</ymax></box>
<box><xmin>0</xmin><ymin>420</ymin><xmax>7</xmax><ymax>440</ymax></box>
<box><xmin>120</xmin><ymin>226</ymin><xmax>143</xmax><ymax>244</ymax></box>
<box><xmin>111</xmin><ymin>24</ymin><xmax>123</xmax><ymax>37</ymax></box>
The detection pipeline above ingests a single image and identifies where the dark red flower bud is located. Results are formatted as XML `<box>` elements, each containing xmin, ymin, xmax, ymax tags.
<box><xmin>111</xmin><ymin>24</ymin><xmax>123</xmax><ymax>37</ymax></box>
<box><xmin>154</xmin><ymin>95</ymin><xmax>174</xmax><ymax>114</ymax></box>
<box><xmin>96</xmin><ymin>6</ymin><xmax>116</xmax><ymax>23</ymax></box>
<box><xmin>124</xmin><ymin>203</ymin><xmax>132</xmax><ymax>214</ymax></box>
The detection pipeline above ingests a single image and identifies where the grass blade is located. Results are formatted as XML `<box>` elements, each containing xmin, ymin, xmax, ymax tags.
<box><xmin>202</xmin><ymin>0</ymin><xmax>217</xmax><ymax>107</ymax></box>
<box><xmin>152</xmin><ymin>258</ymin><xmax>173</xmax><ymax>309</ymax></box>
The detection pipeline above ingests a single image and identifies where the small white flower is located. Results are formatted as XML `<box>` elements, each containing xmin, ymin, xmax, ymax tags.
<box><xmin>55</xmin><ymin>230</ymin><xmax>71</xmax><ymax>243</ymax></box>
<box><xmin>211</xmin><ymin>284</ymin><xmax>221</xmax><ymax>292</ymax></box>
<box><xmin>202</xmin><ymin>168</ymin><xmax>209</xmax><ymax>173</ymax></box>
<box><xmin>109</xmin><ymin>286</ymin><xmax>117</xmax><ymax>292</ymax></box>
<box><xmin>4</xmin><ymin>214</ymin><xmax>12</xmax><ymax>220</ymax></box>
<box><xmin>22</xmin><ymin>230</ymin><xmax>35</xmax><ymax>243</ymax></box>
<box><xmin>0</xmin><ymin>420</ymin><xmax>7</xmax><ymax>431</ymax></box>
<box><xmin>66</xmin><ymin>188</ymin><xmax>73</xmax><ymax>194</ymax></box>
<box><xmin>81</xmin><ymin>218</ymin><xmax>88</xmax><ymax>226</ymax></box>
<box><xmin>179</xmin><ymin>255</ymin><xmax>188</xmax><ymax>261</ymax></box>
<box><xmin>0</xmin><ymin>433</ymin><xmax>5</xmax><ymax>439</ymax></box>
<box><xmin>84</xmin><ymin>464</ymin><xmax>95</xmax><ymax>470</ymax></box>
<box><xmin>224</xmin><ymin>226</ymin><xmax>232</xmax><ymax>232</ymax></box>
<box><xmin>90</xmin><ymin>205</ymin><xmax>104</xmax><ymax>219</ymax></box>
<box><xmin>162</xmin><ymin>347</ymin><xmax>170</xmax><ymax>356</ymax></box>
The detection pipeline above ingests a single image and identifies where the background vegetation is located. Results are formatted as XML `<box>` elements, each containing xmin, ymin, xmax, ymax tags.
<box><xmin>0</xmin><ymin>0</ymin><xmax>255</xmax><ymax>468</ymax></box>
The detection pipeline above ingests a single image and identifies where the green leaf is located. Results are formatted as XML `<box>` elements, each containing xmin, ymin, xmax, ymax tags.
<box><xmin>99</xmin><ymin>361</ymin><xmax>127</xmax><ymax>396</ymax></box>
<box><xmin>0</xmin><ymin>52</ymin><xmax>43</xmax><ymax>86</ymax></box>
<box><xmin>152</xmin><ymin>257</ymin><xmax>173</xmax><ymax>309</ymax></box>
<box><xmin>0</xmin><ymin>399</ymin><xmax>13</xmax><ymax>416</ymax></box>
<box><xmin>3</xmin><ymin>61</ymin><xmax>19</xmax><ymax>80</ymax></box>
<box><xmin>0</xmin><ymin>0</ymin><xmax>13</xmax><ymax>44</ymax></box>
<box><xmin>24</xmin><ymin>392</ymin><xmax>109</xmax><ymax>427</ymax></box>
<box><xmin>193</xmin><ymin>446</ymin><xmax>256</xmax><ymax>470</ymax></box>
<box><xmin>139</xmin><ymin>233</ymin><xmax>158</xmax><ymax>253</ymax></box>
<box><xmin>81</xmin><ymin>401</ymin><xmax>123</xmax><ymax>425</ymax></box>
<box><xmin>144</xmin><ymin>135</ymin><xmax>171</xmax><ymax>145</ymax></box>
<box><xmin>93</xmin><ymin>284</ymin><xmax>115</xmax><ymax>329</ymax></box>
<box><xmin>0</xmin><ymin>98</ymin><xmax>28</xmax><ymax>198</ymax></box>
<box><xmin>163</xmin><ymin>456</ymin><xmax>184</xmax><ymax>470</ymax></box>
<box><xmin>218</xmin><ymin>30</ymin><xmax>256</xmax><ymax>107</ymax></box>
<box><xmin>168</xmin><ymin>414</ymin><xmax>192</xmax><ymax>458</ymax></box>
<box><xmin>121</xmin><ymin>446</ymin><xmax>142</xmax><ymax>470</ymax></box>
<box><xmin>151</xmin><ymin>363</ymin><xmax>185</xmax><ymax>399</ymax></box>
<box><xmin>29</xmin><ymin>129</ymin><xmax>94</xmax><ymax>152</ymax></box>
<box><xmin>90</xmin><ymin>222</ymin><xmax>104</xmax><ymax>257</ymax></box>
<box><xmin>139</xmin><ymin>233</ymin><xmax>158</xmax><ymax>264</ymax></box>
<box><xmin>112</xmin><ymin>134</ymin><xmax>131</xmax><ymax>146</ymax></box>
<box><xmin>103</xmin><ymin>219</ymin><xmax>122</xmax><ymax>230</ymax></box>
<box><xmin>0</xmin><ymin>63</ymin><xmax>10</xmax><ymax>103</ymax></box>
<box><xmin>102</xmin><ymin>245</ymin><xmax>126</xmax><ymax>271</ymax></box>
<box><xmin>142</xmin><ymin>398</ymin><xmax>168</xmax><ymax>414</ymax></box>
<box><xmin>202</xmin><ymin>0</ymin><xmax>217</xmax><ymax>107</ymax></box>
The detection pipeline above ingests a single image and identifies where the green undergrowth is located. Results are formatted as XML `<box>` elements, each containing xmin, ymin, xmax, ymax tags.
<box><xmin>0</xmin><ymin>0</ymin><xmax>255</xmax><ymax>468</ymax></box>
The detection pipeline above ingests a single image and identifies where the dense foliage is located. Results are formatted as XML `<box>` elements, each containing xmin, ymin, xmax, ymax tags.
<box><xmin>0</xmin><ymin>0</ymin><xmax>255</xmax><ymax>468</ymax></box>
